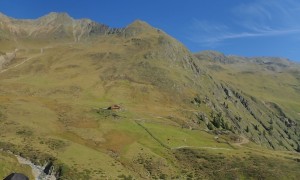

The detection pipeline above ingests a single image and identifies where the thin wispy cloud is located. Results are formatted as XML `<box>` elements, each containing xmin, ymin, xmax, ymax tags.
<box><xmin>189</xmin><ymin>0</ymin><xmax>300</xmax><ymax>47</ymax></box>
<box><xmin>191</xmin><ymin>19</ymin><xmax>229</xmax><ymax>33</ymax></box>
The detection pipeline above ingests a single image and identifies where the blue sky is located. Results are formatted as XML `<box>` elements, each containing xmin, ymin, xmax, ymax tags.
<box><xmin>1</xmin><ymin>0</ymin><xmax>300</xmax><ymax>61</ymax></box>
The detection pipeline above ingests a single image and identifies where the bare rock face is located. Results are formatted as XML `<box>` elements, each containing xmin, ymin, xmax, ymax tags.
<box><xmin>0</xmin><ymin>12</ymin><xmax>111</xmax><ymax>41</ymax></box>
<box><xmin>0</xmin><ymin>50</ymin><xmax>16</xmax><ymax>70</ymax></box>
<box><xmin>195</xmin><ymin>50</ymin><xmax>296</xmax><ymax>71</ymax></box>
<box><xmin>123</xmin><ymin>20</ymin><xmax>155</xmax><ymax>37</ymax></box>
<box><xmin>195</xmin><ymin>50</ymin><xmax>232</xmax><ymax>64</ymax></box>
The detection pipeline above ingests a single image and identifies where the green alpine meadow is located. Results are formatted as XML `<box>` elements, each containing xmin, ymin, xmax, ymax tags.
<box><xmin>0</xmin><ymin>11</ymin><xmax>300</xmax><ymax>179</ymax></box>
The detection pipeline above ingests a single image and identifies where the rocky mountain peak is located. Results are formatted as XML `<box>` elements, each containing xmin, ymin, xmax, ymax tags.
<box><xmin>0</xmin><ymin>12</ymin><xmax>111</xmax><ymax>41</ymax></box>
<box><xmin>195</xmin><ymin>50</ymin><xmax>234</xmax><ymax>64</ymax></box>
<box><xmin>0</xmin><ymin>12</ymin><xmax>11</xmax><ymax>22</ymax></box>
<box><xmin>122</xmin><ymin>19</ymin><xmax>157</xmax><ymax>38</ymax></box>
<box><xmin>0</xmin><ymin>12</ymin><xmax>7</xmax><ymax>18</ymax></box>
<box><xmin>43</xmin><ymin>12</ymin><xmax>71</xmax><ymax>19</ymax></box>
<box><xmin>37</xmin><ymin>12</ymin><xmax>73</xmax><ymax>25</ymax></box>
<box><xmin>127</xmin><ymin>20</ymin><xmax>153</xmax><ymax>29</ymax></box>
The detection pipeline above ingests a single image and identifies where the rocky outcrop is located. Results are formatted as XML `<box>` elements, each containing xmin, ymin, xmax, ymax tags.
<box><xmin>0</xmin><ymin>12</ymin><xmax>117</xmax><ymax>41</ymax></box>
<box><xmin>195</xmin><ymin>50</ymin><xmax>236</xmax><ymax>64</ymax></box>
<box><xmin>0</xmin><ymin>50</ymin><xmax>16</xmax><ymax>69</ymax></box>
<box><xmin>16</xmin><ymin>155</ymin><xmax>57</xmax><ymax>180</ymax></box>
<box><xmin>194</xmin><ymin>50</ymin><xmax>296</xmax><ymax>71</ymax></box>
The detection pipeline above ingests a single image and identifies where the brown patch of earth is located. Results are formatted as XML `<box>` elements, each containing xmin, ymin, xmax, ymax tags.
<box><xmin>102</xmin><ymin>130</ymin><xmax>135</xmax><ymax>152</ymax></box>
<box><xmin>70</xmin><ymin>118</ymin><xmax>98</xmax><ymax>128</ymax></box>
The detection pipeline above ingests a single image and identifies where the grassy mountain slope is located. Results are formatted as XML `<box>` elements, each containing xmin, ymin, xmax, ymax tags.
<box><xmin>0</xmin><ymin>13</ymin><xmax>300</xmax><ymax>179</ymax></box>
<box><xmin>195</xmin><ymin>51</ymin><xmax>300</xmax><ymax>122</ymax></box>
<box><xmin>195</xmin><ymin>51</ymin><xmax>300</xmax><ymax>147</ymax></box>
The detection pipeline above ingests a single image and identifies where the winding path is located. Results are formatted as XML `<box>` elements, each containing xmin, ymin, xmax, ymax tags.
<box><xmin>0</xmin><ymin>45</ymin><xmax>56</xmax><ymax>74</ymax></box>
<box><xmin>135</xmin><ymin>119</ymin><xmax>234</xmax><ymax>151</ymax></box>
<box><xmin>171</xmin><ymin>146</ymin><xmax>232</xmax><ymax>151</ymax></box>
<box><xmin>0</xmin><ymin>56</ymin><xmax>36</xmax><ymax>74</ymax></box>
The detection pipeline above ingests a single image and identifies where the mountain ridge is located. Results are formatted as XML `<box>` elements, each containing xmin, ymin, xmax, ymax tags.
<box><xmin>0</xmin><ymin>12</ymin><xmax>162</xmax><ymax>42</ymax></box>
<box><xmin>195</xmin><ymin>50</ymin><xmax>299</xmax><ymax>65</ymax></box>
